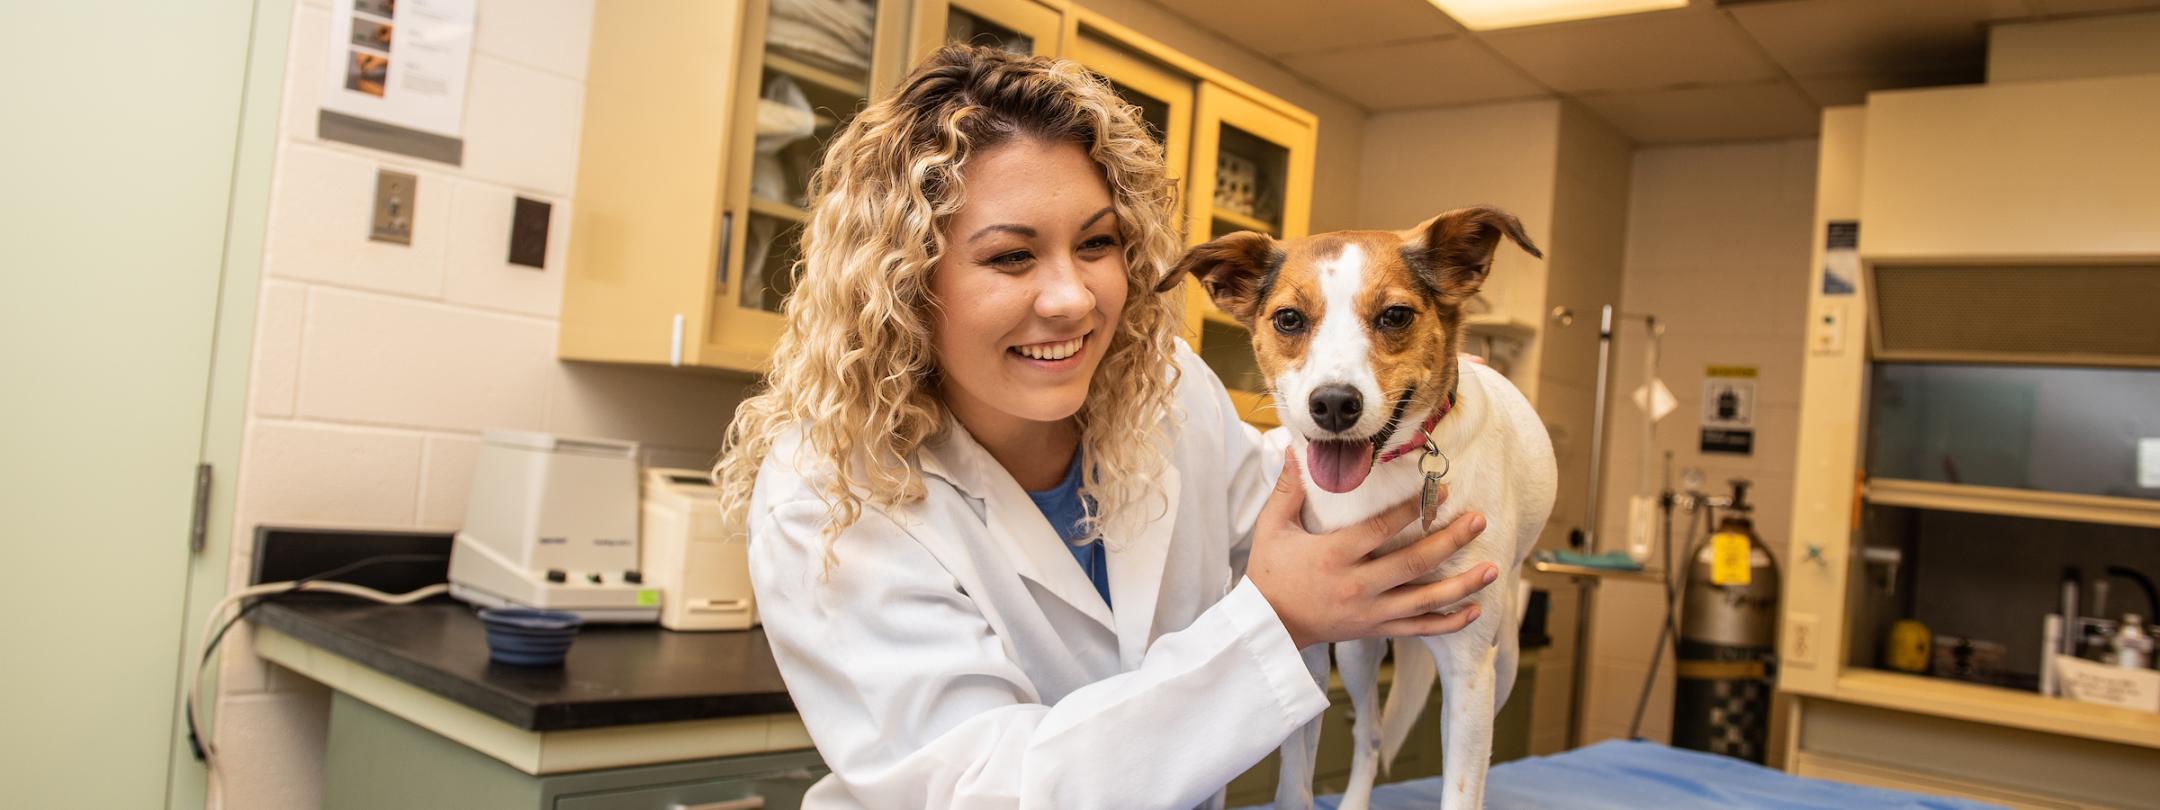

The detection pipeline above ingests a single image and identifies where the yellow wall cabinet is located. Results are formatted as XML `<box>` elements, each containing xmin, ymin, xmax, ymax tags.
<box><xmin>564</xmin><ymin>1</ymin><xmax>1320</xmax><ymax>430</ymax></box>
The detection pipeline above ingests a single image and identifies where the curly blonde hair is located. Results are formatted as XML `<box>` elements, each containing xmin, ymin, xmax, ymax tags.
<box><xmin>712</xmin><ymin>45</ymin><xmax>1187</xmax><ymax>568</ymax></box>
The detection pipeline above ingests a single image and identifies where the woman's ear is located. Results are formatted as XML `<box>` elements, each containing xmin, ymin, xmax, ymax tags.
<box><xmin>1154</xmin><ymin>231</ymin><xmax>1280</xmax><ymax>324</ymax></box>
<box><xmin>1401</xmin><ymin>206</ymin><xmax>1542</xmax><ymax>303</ymax></box>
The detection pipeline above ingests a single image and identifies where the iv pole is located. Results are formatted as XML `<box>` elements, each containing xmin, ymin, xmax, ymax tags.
<box><xmin>1549</xmin><ymin>304</ymin><xmax>1664</xmax><ymax>750</ymax></box>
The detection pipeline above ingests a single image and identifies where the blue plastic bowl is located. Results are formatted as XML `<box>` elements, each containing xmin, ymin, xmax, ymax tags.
<box><xmin>477</xmin><ymin>608</ymin><xmax>583</xmax><ymax>667</ymax></box>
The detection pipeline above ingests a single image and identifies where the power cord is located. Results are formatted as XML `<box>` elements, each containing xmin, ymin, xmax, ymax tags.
<box><xmin>184</xmin><ymin>553</ymin><xmax>449</xmax><ymax>787</ymax></box>
<box><xmin>1628</xmin><ymin>501</ymin><xmax>1706</xmax><ymax>739</ymax></box>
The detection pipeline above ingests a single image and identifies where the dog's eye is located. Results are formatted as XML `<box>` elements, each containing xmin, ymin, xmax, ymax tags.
<box><xmin>1376</xmin><ymin>306</ymin><xmax>1415</xmax><ymax>330</ymax></box>
<box><xmin>1271</xmin><ymin>308</ymin><xmax>1307</xmax><ymax>335</ymax></box>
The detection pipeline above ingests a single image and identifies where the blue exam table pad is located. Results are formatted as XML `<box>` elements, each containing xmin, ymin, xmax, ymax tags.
<box><xmin>1239</xmin><ymin>740</ymin><xmax>2003</xmax><ymax>809</ymax></box>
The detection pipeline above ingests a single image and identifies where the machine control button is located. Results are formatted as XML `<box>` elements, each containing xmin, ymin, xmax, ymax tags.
<box><xmin>545</xmin><ymin>569</ymin><xmax>566</xmax><ymax>583</ymax></box>
<box><xmin>624</xmin><ymin>570</ymin><xmax>643</xmax><ymax>584</ymax></box>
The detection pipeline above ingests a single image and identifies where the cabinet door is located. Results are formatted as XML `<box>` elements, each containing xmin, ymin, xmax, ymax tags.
<box><xmin>1188</xmin><ymin>83</ymin><xmax>1316</xmax><ymax>428</ymax></box>
<box><xmin>706</xmin><ymin>0</ymin><xmax>910</xmax><ymax>370</ymax></box>
<box><xmin>912</xmin><ymin>0</ymin><xmax>1066</xmax><ymax>60</ymax></box>
<box><xmin>1069</xmin><ymin>32</ymin><xmax>1197</xmax><ymax>346</ymax></box>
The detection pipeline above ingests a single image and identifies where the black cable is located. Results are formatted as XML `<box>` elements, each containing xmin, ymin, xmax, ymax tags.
<box><xmin>1629</xmin><ymin>501</ymin><xmax>1696</xmax><ymax>740</ymax></box>
<box><xmin>184</xmin><ymin>553</ymin><xmax>448</xmax><ymax>762</ymax></box>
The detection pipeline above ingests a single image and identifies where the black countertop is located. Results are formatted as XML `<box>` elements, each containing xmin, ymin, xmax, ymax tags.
<box><xmin>253</xmin><ymin>599</ymin><xmax>795</xmax><ymax>731</ymax></box>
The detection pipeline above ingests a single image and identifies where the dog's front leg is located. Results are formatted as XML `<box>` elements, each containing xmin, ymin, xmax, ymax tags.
<box><xmin>1334</xmin><ymin>637</ymin><xmax>1389</xmax><ymax>810</ymax></box>
<box><xmin>1272</xmin><ymin>643</ymin><xmax>1333</xmax><ymax>810</ymax></box>
<box><xmin>1424</xmin><ymin>634</ymin><xmax>1499</xmax><ymax>810</ymax></box>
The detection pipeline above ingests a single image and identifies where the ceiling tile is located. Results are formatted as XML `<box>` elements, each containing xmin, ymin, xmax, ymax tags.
<box><xmin>1477</xmin><ymin>8</ymin><xmax>1781</xmax><ymax>93</ymax></box>
<box><xmin>1725</xmin><ymin>0</ymin><xmax>2025</xmax><ymax>77</ymax></box>
<box><xmin>1573</xmin><ymin>80</ymin><xmax>1820</xmax><ymax>144</ymax></box>
<box><xmin>1142</xmin><ymin>0</ymin><xmax>1459</xmax><ymax>57</ymax></box>
<box><xmin>1281</xmin><ymin>36</ymin><xmax>1550</xmax><ymax>110</ymax></box>
<box><xmin>1793</xmin><ymin>65</ymin><xmax>1984</xmax><ymax>107</ymax></box>
<box><xmin>2030</xmin><ymin>0</ymin><xmax>2160</xmax><ymax>13</ymax></box>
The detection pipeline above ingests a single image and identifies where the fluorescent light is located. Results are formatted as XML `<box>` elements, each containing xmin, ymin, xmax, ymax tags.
<box><xmin>1427</xmin><ymin>0</ymin><xmax>1690</xmax><ymax>31</ymax></box>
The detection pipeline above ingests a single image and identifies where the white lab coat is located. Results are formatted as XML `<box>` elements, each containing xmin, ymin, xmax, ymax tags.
<box><xmin>747</xmin><ymin>344</ymin><xmax>1327</xmax><ymax>810</ymax></box>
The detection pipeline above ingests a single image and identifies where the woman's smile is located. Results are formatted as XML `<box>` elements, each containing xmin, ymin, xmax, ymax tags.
<box><xmin>1008</xmin><ymin>329</ymin><xmax>1093</xmax><ymax>369</ymax></box>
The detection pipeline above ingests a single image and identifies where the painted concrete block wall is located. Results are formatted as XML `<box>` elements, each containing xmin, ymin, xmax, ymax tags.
<box><xmin>1579</xmin><ymin>138</ymin><xmax>1819</xmax><ymax>753</ymax></box>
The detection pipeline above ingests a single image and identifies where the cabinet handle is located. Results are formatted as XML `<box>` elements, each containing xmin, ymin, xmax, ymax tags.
<box><xmin>672</xmin><ymin>797</ymin><xmax>764</xmax><ymax>810</ymax></box>
<box><xmin>714</xmin><ymin>211</ymin><xmax>735</xmax><ymax>288</ymax></box>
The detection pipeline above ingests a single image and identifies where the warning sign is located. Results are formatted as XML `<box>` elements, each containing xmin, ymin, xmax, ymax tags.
<box><xmin>1701</xmin><ymin>365</ymin><xmax>1756</xmax><ymax>455</ymax></box>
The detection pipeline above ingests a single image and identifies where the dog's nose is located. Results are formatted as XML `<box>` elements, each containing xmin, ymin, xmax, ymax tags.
<box><xmin>1308</xmin><ymin>385</ymin><xmax>1362</xmax><ymax>433</ymax></box>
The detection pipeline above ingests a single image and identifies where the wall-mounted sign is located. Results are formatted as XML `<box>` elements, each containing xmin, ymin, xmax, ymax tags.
<box><xmin>321</xmin><ymin>0</ymin><xmax>474</xmax><ymax>165</ymax></box>
<box><xmin>1822</xmin><ymin>220</ymin><xmax>1858</xmax><ymax>295</ymax></box>
<box><xmin>1701</xmin><ymin>365</ymin><xmax>1756</xmax><ymax>455</ymax></box>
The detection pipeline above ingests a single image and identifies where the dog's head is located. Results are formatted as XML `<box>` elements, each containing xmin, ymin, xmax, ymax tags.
<box><xmin>1157</xmin><ymin>206</ymin><xmax>1541</xmax><ymax>494</ymax></box>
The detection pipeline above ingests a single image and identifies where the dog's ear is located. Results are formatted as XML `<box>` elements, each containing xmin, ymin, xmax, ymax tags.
<box><xmin>1154</xmin><ymin>230</ymin><xmax>1280</xmax><ymax>324</ymax></box>
<box><xmin>1402</xmin><ymin>206</ymin><xmax>1542</xmax><ymax>303</ymax></box>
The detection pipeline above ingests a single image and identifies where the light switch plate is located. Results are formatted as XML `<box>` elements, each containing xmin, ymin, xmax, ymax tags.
<box><xmin>1810</xmin><ymin>304</ymin><xmax>1845</xmax><ymax>355</ymax></box>
<box><xmin>370</xmin><ymin>169</ymin><xmax>417</xmax><ymax>245</ymax></box>
<box><xmin>1788</xmin><ymin>613</ymin><xmax>1819</xmax><ymax>669</ymax></box>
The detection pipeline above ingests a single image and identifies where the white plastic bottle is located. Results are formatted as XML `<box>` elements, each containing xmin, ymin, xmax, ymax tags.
<box><xmin>2114</xmin><ymin>614</ymin><xmax>2152</xmax><ymax>670</ymax></box>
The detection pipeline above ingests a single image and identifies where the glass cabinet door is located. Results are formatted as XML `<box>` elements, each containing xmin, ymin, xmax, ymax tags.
<box><xmin>710</xmin><ymin>0</ymin><xmax>903</xmax><ymax>365</ymax></box>
<box><xmin>913</xmin><ymin>0</ymin><xmax>1065</xmax><ymax>59</ymax></box>
<box><xmin>1188</xmin><ymin>83</ymin><xmax>1316</xmax><ymax>427</ymax></box>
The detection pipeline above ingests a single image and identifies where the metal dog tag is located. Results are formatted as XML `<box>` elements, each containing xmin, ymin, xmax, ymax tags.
<box><xmin>1418</xmin><ymin>447</ymin><xmax>1450</xmax><ymax>533</ymax></box>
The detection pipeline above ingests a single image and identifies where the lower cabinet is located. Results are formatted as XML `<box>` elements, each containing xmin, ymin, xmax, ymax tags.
<box><xmin>321</xmin><ymin>693</ymin><xmax>826</xmax><ymax>810</ymax></box>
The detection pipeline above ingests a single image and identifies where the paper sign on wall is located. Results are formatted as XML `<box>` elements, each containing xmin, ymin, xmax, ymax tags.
<box><xmin>1822</xmin><ymin>221</ymin><xmax>1858</xmax><ymax>295</ymax></box>
<box><xmin>1701</xmin><ymin>365</ymin><xmax>1756</xmax><ymax>455</ymax></box>
<box><xmin>322</xmin><ymin>0</ymin><xmax>474</xmax><ymax>163</ymax></box>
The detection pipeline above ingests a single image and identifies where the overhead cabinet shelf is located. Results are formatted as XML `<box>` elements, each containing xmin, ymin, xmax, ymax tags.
<box><xmin>560</xmin><ymin>0</ymin><xmax>1318</xmax><ymax>430</ymax></box>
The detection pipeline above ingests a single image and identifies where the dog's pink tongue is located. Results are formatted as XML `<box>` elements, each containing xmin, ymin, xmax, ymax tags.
<box><xmin>1307</xmin><ymin>440</ymin><xmax>1375</xmax><ymax>494</ymax></box>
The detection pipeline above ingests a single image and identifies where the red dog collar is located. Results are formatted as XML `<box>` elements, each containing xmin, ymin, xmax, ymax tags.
<box><xmin>1375</xmin><ymin>391</ymin><xmax>1455</xmax><ymax>464</ymax></box>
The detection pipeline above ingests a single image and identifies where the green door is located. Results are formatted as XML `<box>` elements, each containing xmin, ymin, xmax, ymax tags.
<box><xmin>0</xmin><ymin>1</ymin><xmax>263</xmax><ymax>806</ymax></box>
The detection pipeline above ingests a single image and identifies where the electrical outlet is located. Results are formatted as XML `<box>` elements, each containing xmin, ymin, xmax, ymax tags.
<box><xmin>1788</xmin><ymin>613</ymin><xmax>1819</xmax><ymax>669</ymax></box>
<box><xmin>1810</xmin><ymin>304</ymin><xmax>1845</xmax><ymax>355</ymax></box>
<box><xmin>370</xmin><ymin>169</ymin><xmax>417</xmax><ymax>245</ymax></box>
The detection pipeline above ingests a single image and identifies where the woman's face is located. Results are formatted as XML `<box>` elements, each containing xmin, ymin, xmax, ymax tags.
<box><xmin>930</xmin><ymin>137</ymin><xmax>1129</xmax><ymax>435</ymax></box>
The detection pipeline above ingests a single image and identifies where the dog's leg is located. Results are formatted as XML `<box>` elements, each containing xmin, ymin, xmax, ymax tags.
<box><xmin>1377</xmin><ymin>636</ymin><xmax>1434</xmax><ymax>778</ymax></box>
<box><xmin>1424</xmin><ymin>634</ymin><xmax>1499</xmax><ymax>810</ymax></box>
<box><xmin>1273</xmin><ymin>643</ymin><xmax>1333</xmax><ymax>810</ymax></box>
<box><xmin>1335</xmin><ymin>637</ymin><xmax>1388</xmax><ymax>810</ymax></box>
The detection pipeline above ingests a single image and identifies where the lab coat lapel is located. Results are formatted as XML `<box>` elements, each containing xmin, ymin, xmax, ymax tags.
<box><xmin>919</xmin><ymin>426</ymin><xmax>1116</xmax><ymax>634</ymax></box>
<box><xmin>1107</xmin><ymin>463</ymin><xmax>1178</xmax><ymax>669</ymax></box>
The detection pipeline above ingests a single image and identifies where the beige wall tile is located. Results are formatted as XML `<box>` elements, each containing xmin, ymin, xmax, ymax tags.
<box><xmin>263</xmin><ymin>144</ymin><xmax>451</xmax><ymax>299</ymax></box>
<box><xmin>418</xmin><ymin>434</ymin><xmax>483</xmax><ymax>530</ymax></box>
<box><xmin>459</xmin><ymin>54</ymin><xmax>586</xmax><ymax>198</ymax></box>
<box><xmin>444</xmin><ymin>180</ymin><xmax>567</xmax><ymax>318</ymax></box>
<box><xmin>475</xmin><ymin>0</ymin><xmax>596</xmax><ymax>81</ymax></box>
<box><xmin>235</xmin><ymin>421</ymin><xmax>423</xmax><ymax>529</ymax></box>
<box><xmin>211</xmin><ymin>685</ymin><xmax>331</xmax><ymax>810</ymax></box>
<box><xmin>543</xmin><ymin>362</ymin><xmax>753</xmax><ymax>450</ymax></box>
<box><xmin>250</xmin><ymin>281</ymin><xmax>307</xmax><ymax>418</ymax></box>
<box><xmin>280</xmin><ymin>5</ymin><xmax>329</xmax><ymax>142</ymax></box>
<box><xmin>296</xmin><ymin>289</ymin><xmax>554</xmax><ymax>433</ymax></box>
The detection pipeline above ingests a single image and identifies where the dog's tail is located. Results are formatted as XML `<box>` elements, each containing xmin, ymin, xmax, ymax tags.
<box><xmin>1378</xmin><ymin>637</ymin><xmax>1436</xmax><ymax>776</ymax></box>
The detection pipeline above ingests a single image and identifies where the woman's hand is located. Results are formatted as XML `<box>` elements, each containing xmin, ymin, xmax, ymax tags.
<box><xmin>1247</xmin><ymin>448</ymin><xmax>1496</xmax><ymax>649</ymax></box>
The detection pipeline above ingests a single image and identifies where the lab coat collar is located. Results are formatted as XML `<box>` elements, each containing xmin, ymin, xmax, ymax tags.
<box><xmin>918</xmin><ymin>420</ymin><xmax>1179</xmax><ymax>666</ymax></box>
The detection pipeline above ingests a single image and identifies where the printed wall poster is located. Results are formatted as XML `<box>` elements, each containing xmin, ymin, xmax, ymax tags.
<box><xmin>1701</xmin><ymin>365</ymin><xmax>1757</xmax><ymax>455</ymax></box>
<box><xmin>323</xmin><ymin>0</ymin><xmax>473</xmax><ymax>144</ymax></box>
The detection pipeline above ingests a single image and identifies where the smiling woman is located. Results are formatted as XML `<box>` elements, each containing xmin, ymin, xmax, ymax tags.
<box><xmin>708</xmin><ymin>44</ymin><xmax>1496</xmax><ymax>810</ymax></box>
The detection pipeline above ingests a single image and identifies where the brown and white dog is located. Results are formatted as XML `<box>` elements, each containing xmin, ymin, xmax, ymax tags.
<box><xmin>1160</xmin><ymin>206</ymin><xmax>1556</xmax><ymax>810</ymax></box>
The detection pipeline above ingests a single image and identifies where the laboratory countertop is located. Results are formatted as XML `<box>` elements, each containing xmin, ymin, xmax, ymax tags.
<box><xmin>252</xmin><ymin>600</ymin><xmax>793</xmax><ymax>732</ymax></box>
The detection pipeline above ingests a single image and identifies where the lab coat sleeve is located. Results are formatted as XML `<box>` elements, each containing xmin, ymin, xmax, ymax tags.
<box><xmin>751</xmin><ymin>498</ymin><xmax>1330</xmax><ymax>810</ymax></box>
<box><xmin>1177</xmin><ymin>341</ymin><xmax>1286</xmax><ymax>583</ymax></box>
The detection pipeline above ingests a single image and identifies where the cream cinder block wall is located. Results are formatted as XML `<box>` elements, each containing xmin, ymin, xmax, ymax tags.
<box><xmin>1578</xmin><ymin>138</ymin><xmax>1818</xmax><ymax>754</ymax></box>
<box><xmin>210</xmin><ymin>2</ymin><xmax>754</xmax><ymax>809</ymax></box>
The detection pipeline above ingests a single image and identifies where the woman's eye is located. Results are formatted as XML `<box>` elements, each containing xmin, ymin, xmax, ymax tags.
<box><xmin>989</xmin><ymin>250</ymin><xmax>1033</xmax><ymax>268</ymax></box>
<box><xmin>1272</xmin><ymin>308</ymin><xmax>1306</xmax><ymax>335</ymax></box>
<box><xmin>1080</xmin><ymin>235</ymin><xmax>1120</xmax><ymax>252</ymax></box>
<box><xmin>1377</xmin><ymin>306</ymin><xmax>1414</xmax><ymax>330</ymax></box>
